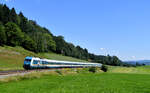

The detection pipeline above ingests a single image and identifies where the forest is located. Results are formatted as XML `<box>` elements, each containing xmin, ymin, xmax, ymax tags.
<box><xmin>0</xmin><ymin>4</ymin><xmax>129</xmax><ymax>66</ymax></box>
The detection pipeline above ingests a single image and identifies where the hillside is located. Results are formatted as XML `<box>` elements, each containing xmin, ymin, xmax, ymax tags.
<box><xmin>0</xmin><ymin>46</ymin><xmax>86</xmax><ymax>71</ymax></box>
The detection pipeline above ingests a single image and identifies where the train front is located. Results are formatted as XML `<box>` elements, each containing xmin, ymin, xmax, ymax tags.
<box><xmin>23</xmin><ymin>57</ymin><xmax>32</xmax><ymax>70</ymax></box>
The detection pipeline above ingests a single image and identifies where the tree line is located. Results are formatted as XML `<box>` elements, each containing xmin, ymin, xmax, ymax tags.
<box><xmin>0</xmin><ymin>4</ymin><xmax>130</xmax><ymax>66</ymax></box>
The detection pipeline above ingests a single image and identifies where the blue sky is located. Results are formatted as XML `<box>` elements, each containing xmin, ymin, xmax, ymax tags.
<box><xmin>1</xmin><ymin>0</ymin><xmax>150</xmax><ymax>61</ymax></box>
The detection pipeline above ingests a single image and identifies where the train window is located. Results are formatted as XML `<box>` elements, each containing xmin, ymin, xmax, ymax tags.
<box><xmin>42</xmin><ymin>61</ymin><xmax>46</xmax><ymax>64</ymax></box>
<box><xmin>44</xmin><ymin>62</ymin><xmax>49</xmax><ymax>64</ymax></box>
<box><xmin>24</xmin><ymin>59</ymin><xmax>31</xmax><ymax>64</ymax></box>
<box><xmin>25</xmin><ymin>59</ymin><xmax>31</xmax><ymax>62</ymax></box>
<box><xmin>40</xmin><ymin>61</ymin><xmax>43</xmax><ymax>64</ymax></box>
<box><xmin>33</xmin><ymin>60</ymin><xmax>39</xmax><ymax>64</ymax></box>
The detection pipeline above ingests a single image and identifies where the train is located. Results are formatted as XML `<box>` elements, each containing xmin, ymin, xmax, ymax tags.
<box><xmin>23</xmin><ymin>56</ymin><xmax>102</xmax><ymax>70</ymax></box>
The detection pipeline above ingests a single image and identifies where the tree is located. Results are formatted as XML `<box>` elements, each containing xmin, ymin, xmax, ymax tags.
<box><xmin>0</xmin><ymin>24</ymin><xmax>6</xmax><ymax>46</ymax></box>
<box><xmin>54</xmin><ymin>36</ymin><xmax>66</xmax><ymax>54</ymax></box>
<box><xmin>5</xmin><ymin>22</ymin><xmax>24</xmax><ymax>46</ymax></box>
<box><xmin>33</xmin><ymin>32</ymin><xmax>45</xmax><ymax>52</ymax></box>
<box><xmin>101</xmin><ymin>65</ymin><xmax>108</xmax><ymax>72</ymax></box>
<box><xmin>19</xmin><ymin>12</ymin><xmax>28</xmax><ymax>32</ymax></box>
<box><xmin>22</xmin><ymin>35</ymin><xmax>36</xmax><ymax>52</ymax></box>
<box><xmin>0</xmin><ymin>5</ymin><xmax>3</xmax><ymax>22</ymax></box>
<box><xmin>112</xmin><ymin>56</ymin><xmax>122</xmax><ymax>66</ymax></box>
<box><xmin>10</xmin><ymin>8</ymin><xmax>18</xmax><ymax>24</ymax></box>
<box><xmin>43</xmin><ymin>33</ymin><xmax>56</xmax><ymax>52</ymax></box>
<box><xmin>76</xmin><ymin>46</ymin><xmax>83</xmax><ymax>59</ymax></box>
<box><xmin>83</xmin><ymin>48</ymin><xmax>89</xmax><ymax>60</ymax></box>
<box><xmin>106</xmin><ymin>55</ymin><xmax>112</xmax><ymax>65</ymax></box>
<box><xmin>89</xmin><ymin>67</ymin><xmax>96</xmax><ymax>73</ymax></box>
<box><xmin>2</xmin><ymin>4</ymin><xmax>10</xmax><ymax>24</ymax></box>
<box><xmin>43</xmin><ymin>27</ymin><xmax>53</xmax><ymax>36</ymax></box>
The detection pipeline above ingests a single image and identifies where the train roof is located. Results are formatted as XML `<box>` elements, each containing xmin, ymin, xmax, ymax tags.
<box><xmin>25</xmin><ymin>56</ymin><xmax>33</xmax><ymax>59</ymax></box>
<box><xmin>25</xmin><ymin>56</ymin><xmax>40</xmax><ymax>60</ymax></box>
<box><xmin>42</xmin><ymin>59</ymin><xmax>101</xmax><ymax>65</ymax></box>
<box><xmin>25</xmin><ymin>56</ymin><xmax>101</xmax><ymax>65</ymax></box>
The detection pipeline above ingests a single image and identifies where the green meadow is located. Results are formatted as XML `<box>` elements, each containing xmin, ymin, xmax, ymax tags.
<box><xmin>0</xmin><ymin>73</ymin><xmax>150</xmax><ymax>93</ymax></box>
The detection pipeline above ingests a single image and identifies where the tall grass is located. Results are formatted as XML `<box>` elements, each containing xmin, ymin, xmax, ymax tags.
<box><xmin>0</xmin><ymin>70</ymin><xmax>59</xmax><ymax>83</ymax></box>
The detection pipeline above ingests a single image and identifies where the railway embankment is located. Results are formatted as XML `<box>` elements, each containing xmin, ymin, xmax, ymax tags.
<box><xmin>0</xmin><ymin>68</ymin><xmax>103</xmax><ymax>82</ymax></box>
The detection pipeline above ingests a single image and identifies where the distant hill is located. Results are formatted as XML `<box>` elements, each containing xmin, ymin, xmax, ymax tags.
<box><xmin>124</xmin><ymin>60</ymin><xmax>150</xmax><ymax>65</ymax></box>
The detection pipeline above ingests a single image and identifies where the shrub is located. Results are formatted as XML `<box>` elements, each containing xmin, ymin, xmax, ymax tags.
<box><xmin>89</xmin><ymin>67</ymin><xmax>96</xmax><ymax>73</ymax></box>
<box><xmin>55</xmin><ymin>70</ymin><xmax>62</xmax><ymax>75</ymax></box>
<box><xmin>101</xmin><ymin>65</ymin><xmax>108</xmax><ymax>72</ymax></box>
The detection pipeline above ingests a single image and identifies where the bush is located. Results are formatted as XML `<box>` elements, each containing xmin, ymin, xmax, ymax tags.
<box><xmin>89</xmin><ymin>67</ymin><xmax>96</xmax><ymax>73</ymax></box>
<box><xmin>101</xmin><ymin>65</ymin><xmax>108</xmax><ymax>72</ymax></box>
<box><xmin>55</xmin><ymin>70</ymin><xmax>62</xmax><ymax>75</ymax></box>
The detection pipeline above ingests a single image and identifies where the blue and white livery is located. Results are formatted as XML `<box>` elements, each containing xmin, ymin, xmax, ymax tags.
<box><xmin>23</xmin><ymin>56</ymin><xmax>102</xmax><ymax>70</ymax></box>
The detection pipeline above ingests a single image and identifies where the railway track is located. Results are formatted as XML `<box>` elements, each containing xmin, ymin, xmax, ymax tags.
<box><xmin>0</xmin><ymin>68</ymin><xmax>62</xmax><ymax>76</ymax></box>
<box><xmin>0</xmin><ymin>70</ymin><xmax>33</xmax><ymax>75</ymax></box>
<box><xmin>0</xmin><ymin>69</ymin><xmax>63</xmax><ymax>79</ymax></box>
<box><xmin>0</xmin><ymin>69</ymin><xmax>53</xmax><ymax>75</ymax></box>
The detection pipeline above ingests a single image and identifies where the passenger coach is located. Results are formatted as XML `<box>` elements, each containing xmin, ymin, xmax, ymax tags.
<box><xmin>23</xmin><ymin>56</ymin><xmax>102</xmax><ymax>70</ymax></box>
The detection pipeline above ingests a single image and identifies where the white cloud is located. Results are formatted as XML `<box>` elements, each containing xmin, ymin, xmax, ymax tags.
<box><xmin>131</xmin><ymin>56</ymin><xmax>136</xmax><ymax>59</ymax></box>
<box><xmin>100</xmin><ymin>48</ymin><xmax>105</xmax><ymax>51</ymax></box>
<box><xmin>100</xmin><ymin>48</ymin><xmax>108</xmax><ymax>56</ymax></box>
<box><xmin>4</xmin><ymin>0</ymin><xmax>13</xmax><ymax>2</ymax></box>
<box><xmin>99</xmin><ymin>48</ymin><xmax>120</xmax><ymax>57</ymax></box>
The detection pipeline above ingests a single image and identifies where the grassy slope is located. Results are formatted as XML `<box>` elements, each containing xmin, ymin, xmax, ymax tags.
<box><xmin>39</xmin><ymin>53</ymin><xmax>86</xmax><ymax>62</ymax></box>
<box><xmin>0</xmin><ymin>46</ymin><xmax>86</xmax><ymax>70</ymax></box>
<box><xmin>0</xmin><ymin>73</ymin><xmax>150</xmax><ymax>93</ymax></box>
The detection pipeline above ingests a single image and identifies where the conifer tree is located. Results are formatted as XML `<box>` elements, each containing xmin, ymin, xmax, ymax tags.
<box><xmin>0</xmin><ymin>24</ymin><xmax>6</xmax><ymax>45</ymax></box>
<box><xmin>2</xmin><ymin>4</ymin><xmax>10</xmax><ymax>24</ymax></box>
<box><xmin>10</xmin><ymin>8</ymin><xmax>18</xmax><ymax>24</ymax></box>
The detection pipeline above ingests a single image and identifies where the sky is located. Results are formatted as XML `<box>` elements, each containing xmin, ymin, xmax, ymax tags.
<box><xmin>1</xmin><ymin>0</ymin><xmax>150</xmax><ymax>61</ymax></box>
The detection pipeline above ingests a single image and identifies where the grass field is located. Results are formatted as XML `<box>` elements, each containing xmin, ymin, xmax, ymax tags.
<box><xmin>0</xmin><ymin>73</ymin><xmax>150</xmax><ymax>93</ymax></box>
<box><xmin>108</xmin><ymin>66</ymin><xmax>150</xmax><ymax>74</ymax></box>
<box><xmin>0</xmin><ymin>46</ymin><xmax>86</xmax><ymax>70</ymax></box>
